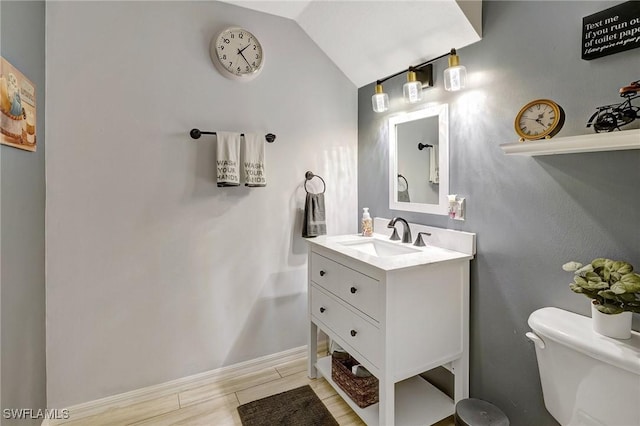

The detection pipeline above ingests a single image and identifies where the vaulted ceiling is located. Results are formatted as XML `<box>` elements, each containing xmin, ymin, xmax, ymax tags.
<box><xmin>221</xmin><ymin>0</ymin><xmax>482</xmax><ymax>88</ymax></box>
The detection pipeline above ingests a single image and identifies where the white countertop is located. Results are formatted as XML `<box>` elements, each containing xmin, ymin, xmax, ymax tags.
<box><xmin>306</xmin><ymin>233</ymin><xmax>474</xmax><ymax>272</ymax></box>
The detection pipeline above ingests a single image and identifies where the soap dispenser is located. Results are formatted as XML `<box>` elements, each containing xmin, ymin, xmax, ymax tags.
<box><xmin>361</xmin><ymin>208</ymin><xmax>373</xmax><ymax>237</ymax></box>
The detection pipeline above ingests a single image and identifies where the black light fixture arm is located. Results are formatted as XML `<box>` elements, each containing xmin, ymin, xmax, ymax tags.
<box><xmin>375</xmin><ymin>49</ymin><xmax>453</xmax><ymax>85</ymax></box>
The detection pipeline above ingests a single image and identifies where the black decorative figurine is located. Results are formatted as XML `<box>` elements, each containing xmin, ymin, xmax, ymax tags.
<box><xmin>586</xmin><ymin>80</ymin><xmax>639</xmax><ymax>132</ymax></box>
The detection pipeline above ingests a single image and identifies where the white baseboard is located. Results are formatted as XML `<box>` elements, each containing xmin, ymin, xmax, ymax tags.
<box><xmin>44</xmin><ymin>343</ymin><xmax>326</xmax><ymax>426</ymax></box>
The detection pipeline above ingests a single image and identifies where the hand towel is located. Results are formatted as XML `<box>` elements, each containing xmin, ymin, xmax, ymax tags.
<box><xmin>398</xmin><ymin>188</ymin><xmax>411</xmax><ymax>202</ymax></box>
<box><xmin>397</xmin><ymin>175</ymin><xmax>410</xmax><ymax>202</ymax></box>
<box><xmin>216</xmin><ymin>131</ymin><xmax>241</xmax><ymax>187</ymax></box>
<box><xmin>428</xmin><ymin>145</ymin><xmax>439</xmax><ymax>184</ymax></box>
<box><xmin>242</xmin><ymin>133</ymin><xmax>266</xmax><ymax>187</ymax></box>
<box><xmin>302</xmin><ymin>193</ymin><xmax>326</xmax><ymax>238</ymax></box>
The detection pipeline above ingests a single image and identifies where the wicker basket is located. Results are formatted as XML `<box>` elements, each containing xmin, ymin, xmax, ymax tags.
<box><xmin>331</xmin><ymin>352</ymin><xmax>379</xmax><ymax>408</ymax></box>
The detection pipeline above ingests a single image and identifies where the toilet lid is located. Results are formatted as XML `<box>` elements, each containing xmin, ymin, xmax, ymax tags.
<box><xmin>528</xmin><ymin>307</ymin><xmax>640</xmax><ymax>375</ymax></box>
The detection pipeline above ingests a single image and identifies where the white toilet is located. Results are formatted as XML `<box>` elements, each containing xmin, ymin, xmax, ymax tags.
<box><xmin>527</xmin><ymin>307</ymin><xmax>640</xmax><ymax>426</ymax></box>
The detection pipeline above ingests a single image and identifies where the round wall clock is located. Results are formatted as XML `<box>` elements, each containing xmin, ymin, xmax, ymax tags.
<box><xmin>514</xmin><ymin>99</ymin><xmax>565</xmax><ymax>141</ymax></box>
<box><xmin>210</xmin><ymin>27</ymin><xmax>264</xmax><ymax>81</ymax></box>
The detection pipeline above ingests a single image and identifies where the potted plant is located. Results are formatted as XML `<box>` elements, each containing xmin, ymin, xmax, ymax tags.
<box><xmin>563</xmin><ymin>258</ymin><xmax>640</xmax><ymax>339</ymax></box>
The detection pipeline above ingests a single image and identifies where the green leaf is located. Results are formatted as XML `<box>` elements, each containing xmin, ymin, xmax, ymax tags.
<box><xmin>562</xmin><ymin>261</ymin><xmax>582</xmax><ymax>272</ymax></box>
<box><xmin>574</xmin><ymin>276</ymin><xmax>587</xmax><ymax>286</ymax></box>
<box><xmin>592</xmin><ymin>258</ymin><xmax>607</xmax><ymax>268</ymax></box>
<box><xmin>579</xmin><ymin>272</ymin><xmax>608</xmax><ymax>290</ymax></box>
<box><xmin>585</xmin><ymin>272</ymin><xmax>602</xmax><ymax>282</ymax></box>
<box><xmin>585</xmin><ymin>282</ymin><xmax>610</xmax><ymax>290</ymax></box>
<box><xmin>612</xmin><ymin>261</ymin><xmax>633</xmax><ymax>274</ymax></box>
<box><xmin>610</xmin><ymin>273</ymin><xmax>640</xmax><ymax>294</ymax></box>
<box><xmin>569</xmin><ymin>283</ymin><xmax>585</xmax><ymax>293</ymax></box>
<box><xmin>598</xmin><ymin>290</ymin><xmax>618</xmax><ymax>300</ymax></box>
<box><xmin>622</xmin><ymin>272</ymin><xmax>640</xmax><ymax>285</ymax></box>
<box><xmin>609</xmin><ymin>283</ymin><xmax>626</xmax><ymax>295</ymax></box>
<box><xmin>575</xmin><ymin>264</ymin><xmax>593</xmax><ymax>276</ymax></box>
<box><xmin>617</xmin><ymin>293</ymin><xmax>638</xmax><ymax>302</ymax></box>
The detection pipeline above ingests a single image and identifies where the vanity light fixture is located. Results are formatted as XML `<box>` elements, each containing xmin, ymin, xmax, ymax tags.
<box><xmin>372</xmin><ymin>48</ymin><xmax>465</xmax><ymax>112</ymax></box>
<box><xmin>403</xmin><ymin>68</ymin><xmax>423</xmax><ymax>104</ymax></box>
<box><xmin>372</xmin><ymin>83</ymin><xmax>390</xmax><ymax>112</ymax></box>
<box><xmin>444</xmin><ymin>48</ymin><xmax>466</xmax><ymax>92</ymax></box>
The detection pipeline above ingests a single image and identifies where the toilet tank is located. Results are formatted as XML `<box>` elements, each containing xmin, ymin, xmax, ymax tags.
<box><xmin>528</xmin><ymin>307</ymin><xmax>640</xmax><ymax>426</ymax></box>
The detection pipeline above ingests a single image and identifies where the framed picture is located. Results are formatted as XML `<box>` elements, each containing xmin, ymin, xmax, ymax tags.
<box><xmin>1</xmin><ymin>56</ymin><xmax>37</xmax><ymax>152</ymax></box>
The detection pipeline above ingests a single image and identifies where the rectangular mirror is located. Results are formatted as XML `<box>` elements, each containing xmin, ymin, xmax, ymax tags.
<box><xmin>389</xmin><ymin>104</ymin><xmax>449</xmax><ymax>215</ymax></box>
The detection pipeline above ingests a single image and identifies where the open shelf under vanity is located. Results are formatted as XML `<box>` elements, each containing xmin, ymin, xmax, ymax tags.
<box><xmin>315</xmin><ymin>356</ymin><xmax>454</xmax><ymax>426</ymax></box>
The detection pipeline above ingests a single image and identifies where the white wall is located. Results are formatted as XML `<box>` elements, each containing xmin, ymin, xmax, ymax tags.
<box><xmin>46</xmin><ymin>1</ymin><xmax>357</xmax><ymax>407</ymax></box>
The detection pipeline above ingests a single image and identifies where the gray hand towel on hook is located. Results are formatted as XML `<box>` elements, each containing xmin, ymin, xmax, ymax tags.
<box><xmin>397</xmin><ymin>174</ymin><xmax>410</xmax><ymax>202</ymax></box>
<box><xmin>302</xmin><ymin>172</ymin><xmax>326</xmax><ymax>238</ymax></box>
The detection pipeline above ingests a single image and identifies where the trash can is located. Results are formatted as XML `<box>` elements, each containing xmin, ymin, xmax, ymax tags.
<box><xmin>454</xmin><ymin>398</ymin><xmax>509</xmax><ymax>426</ymax></box>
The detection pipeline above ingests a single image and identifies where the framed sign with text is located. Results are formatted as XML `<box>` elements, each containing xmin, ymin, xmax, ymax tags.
<box><xmin>582</xmin><ymin>1</ymin><xmax>640</xmax><ymax>60</ymax></box>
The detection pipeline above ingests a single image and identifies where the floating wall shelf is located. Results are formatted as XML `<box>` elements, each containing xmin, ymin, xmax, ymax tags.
<box><xmin>500</xmin><ymin>129</ymin><xmax>640</xmax><ymax>156</ymax></box>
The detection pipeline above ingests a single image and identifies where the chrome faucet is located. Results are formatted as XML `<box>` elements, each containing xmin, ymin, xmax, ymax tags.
<box><xmin>387</xmin><ymin>217</ymin><xmax>412</xmax><ymax>243</ymax></box>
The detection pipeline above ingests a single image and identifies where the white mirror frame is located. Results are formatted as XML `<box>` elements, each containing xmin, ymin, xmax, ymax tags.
<box><xmin>389</xmin><ymin>103</ymin><xmax>449</xmax><ymax>215</ymax></box>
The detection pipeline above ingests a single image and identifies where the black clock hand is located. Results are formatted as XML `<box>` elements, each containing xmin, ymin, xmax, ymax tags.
<box><xmin>523</xmin><ymin>117</ymin><xmax>547</xmax><ymax>128</ymax></box>
<box><xmin>237</xmin><ymin>49</ymin><xmax>251</xmax><ymax>67</ymax></box>
<box><xmin>238</xmin><ymin>41</ymin><xmax>252</xmax><ymax>54</ymax></box>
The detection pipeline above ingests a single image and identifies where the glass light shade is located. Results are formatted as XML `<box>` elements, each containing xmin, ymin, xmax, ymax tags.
<box><xmin>444</xmin><ymin>65</ymin><xmax>466</xmax><ymax>92</ymax></box>
<box><xmin>403</xmin><ymin>71</ymin><xmax>422</xmax><ymax>103</ymax></box>
<box><xmin>372</xmin><ymin>85</ymin><xmax>389</xmax><ymax>112</ymax></box>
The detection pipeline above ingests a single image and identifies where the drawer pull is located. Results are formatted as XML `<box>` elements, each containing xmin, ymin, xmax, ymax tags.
<box><xmin>319</xmin><ymin>270</ymin><xmax>326</xmax><ymax>277</ymax></box>
<box><xmin>350</xmin><ymin>286</ymin><xmax>358</xmax><ymax>294</ymax></box>
<box><xmin>319</xmin><ymin>307</ymin><xmax>326</xmax><ymax>313</ymax></box>
<box><xmin>350</xmin><ymin>329</ymin><xmax>358</xmax><ymax>337</ymax></box>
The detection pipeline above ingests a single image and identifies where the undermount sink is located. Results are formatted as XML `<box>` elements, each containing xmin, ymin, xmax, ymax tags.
<box><xmin>338</xmin><ymin>238</ymin><xmax>421</xmax><ymax>257</ymax></box>
<box><xmin>306</xmin><ymin>219</ymin><xmax>475</xmax><ymax>271</ymax></box>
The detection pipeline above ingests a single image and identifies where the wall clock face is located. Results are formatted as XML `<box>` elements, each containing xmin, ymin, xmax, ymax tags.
<box><xmin>210</xmin><ymin>27</ymin><xmax>264</xmax><ymax>81</ymax></box>
<box><xmin>515</xmin><ymin>99</ymin><xmax>565</xmax><ymax>141</ymax></box>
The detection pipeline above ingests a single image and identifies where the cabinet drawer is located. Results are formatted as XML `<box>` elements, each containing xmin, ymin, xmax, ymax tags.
<box><xmin>311</xmin><ymin>285</ymin><xmax>380</xmax><ymax>367</ymax></box>
<box><xmin>310</xmin><ymin>252</ymin><xmax>380</xmax><ymax>321</ymax></box>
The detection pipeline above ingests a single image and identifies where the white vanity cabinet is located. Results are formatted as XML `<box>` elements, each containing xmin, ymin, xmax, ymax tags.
<box><xmin>307</xmin><ymin>221</ymin><xmax>475</xmax><ymax>426</ymax></box>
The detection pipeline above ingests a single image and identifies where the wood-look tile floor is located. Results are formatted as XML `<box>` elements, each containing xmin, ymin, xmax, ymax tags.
<box><xmin>59</xmin><ymin>356</ymin><xmax>454</xmax><ymax>426</ymax></box>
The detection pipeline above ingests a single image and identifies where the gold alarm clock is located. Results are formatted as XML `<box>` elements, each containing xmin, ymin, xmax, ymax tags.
<box><xmin>515</xmin><ymin>99</ymin><xmax>565</xmax><ymax>141</ymax></box>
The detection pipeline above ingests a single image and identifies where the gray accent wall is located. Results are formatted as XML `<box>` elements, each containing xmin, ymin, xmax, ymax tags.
<box><xmin>0</xmin><ymin>1</ymin><xmax>47</xmax><ymax>424</ymax></box>
<box><xmin>358</xmin><ymin>1</ymin><xmax>639</xmax><ymax>425</ymax></box>
<box><xmin>46</xmin><ymin>1</ymin><xmax>357</xmax><ymax>408</ymax></box>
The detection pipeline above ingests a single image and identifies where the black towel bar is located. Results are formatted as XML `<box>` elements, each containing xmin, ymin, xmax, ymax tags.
<box><xmin>190</xmin><ymin>128</ymin><xmax>276</xmax><ymax>143</ymax></box>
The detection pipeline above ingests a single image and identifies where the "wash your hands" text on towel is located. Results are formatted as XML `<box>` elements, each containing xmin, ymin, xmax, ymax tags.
<box><xmin>217</xmin><ymin>159</ymin><xmax>239</xmax><ymax>183</ymax></box>
<box><xmin>244</xmin><ymin>161</ymin><xmax>265</xmax><ymax>186</ymax></box>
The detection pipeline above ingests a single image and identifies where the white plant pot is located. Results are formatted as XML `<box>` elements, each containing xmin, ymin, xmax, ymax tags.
<box><xmin>591</xmin><ymin>302</ymin><xmax>632</xmax><ymax>339</ymax></box>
